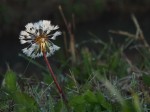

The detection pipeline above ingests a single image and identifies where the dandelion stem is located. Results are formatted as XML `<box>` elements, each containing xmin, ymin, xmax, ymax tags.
<box><xmin>42</xmin><ymin>52</ymin><xmax>66</xmax><ymax>101</ymax></box>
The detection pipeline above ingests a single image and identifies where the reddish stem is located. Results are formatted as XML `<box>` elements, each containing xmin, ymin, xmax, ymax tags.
<box><xmin>43</xmin><ymin>52</ymin><xmax>66</xmax><ymax>100</ymax></box>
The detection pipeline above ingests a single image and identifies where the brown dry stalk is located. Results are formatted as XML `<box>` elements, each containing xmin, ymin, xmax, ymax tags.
<box><xmin>109</xmin><ymin>14</ymin><xmax>150</xmax><ymax>49</ymax></box>
<box><xmin>58</xmin><ymin>5</ymin><xmax>76</xmax><ymax>63</ymax></box>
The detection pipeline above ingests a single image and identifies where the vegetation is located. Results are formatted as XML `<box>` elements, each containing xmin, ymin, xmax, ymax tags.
<box><xmin>1</xmin><ymin>1</ymin><xmax>150</xmax><ymax>111</ymax></box>
<box><xmin>1</xmin><ymin>14</ymin><xmax>150</xmax><ymax>112</ymax></box>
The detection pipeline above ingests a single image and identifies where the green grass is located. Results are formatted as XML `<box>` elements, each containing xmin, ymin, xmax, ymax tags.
<box><xmin>1</xmin><ymin>35</ymin><xmax>150</xmax><ymax>112</ymax></box>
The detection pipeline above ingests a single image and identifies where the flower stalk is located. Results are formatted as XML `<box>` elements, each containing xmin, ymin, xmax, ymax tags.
<box><xmin>43</xmin><ymin>52</ymin><xmax>66</xmax><ymax>101</ymax></box>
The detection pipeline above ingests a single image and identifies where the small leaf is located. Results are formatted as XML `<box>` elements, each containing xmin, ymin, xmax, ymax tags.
<box><xmin>70</xmin><ymin>95</ymin><xmax>85</xmax><ymax>105</ymax></box>
<box><xmin>3</xmin><ymin>70</ymin><xmax>17</xmax><ymax>92</ymax></box>
<box><xmin>132</xmin><ymin>93</ymin><xmax>142</xmax><ymax>112</ymax></box>
<box><xmin>96</xmin><ymin>92</ymin><xmax>112</xmax><ymax>111</ymax></box>
<box><xmin>13</xmin><ymin>91</ymin><xmax>38</xmax><ymax>112</ymax></box>
<box><xmin>84</xmin><ymin>90</ymin><xmax>97</xmax><ymax>103</ymax></box>
<box><xmin>69</xmin><ymin>95</ymin><xmax>86</xmax><ymax>112</ymax></box>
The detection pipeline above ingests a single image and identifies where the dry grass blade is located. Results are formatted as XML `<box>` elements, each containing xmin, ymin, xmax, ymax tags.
<box><xmin>131</xmin><ymin>14</ymin><xmax>149</xmax><ymax>48</ymax></box>
<box><xmin>58</xmin><ymin>5</ymin><xmax>76</xmax><ymax>64</ymax></box>
<box><xmin>109</xmin><ymin>14</ymin><xmax>150</xmax><ymax>49</ymax></box>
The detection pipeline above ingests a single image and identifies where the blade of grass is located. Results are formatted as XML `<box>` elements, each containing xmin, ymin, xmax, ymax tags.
<box><xmin>19</xmin><ymin>53</ymin><xmax>48</xmax><ymax>72</ymax></box>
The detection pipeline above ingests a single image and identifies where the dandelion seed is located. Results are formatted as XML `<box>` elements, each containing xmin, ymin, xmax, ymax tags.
<box><xmin>19</xmin><ymin>20</ymin><xmax>61</xmax><ymax>58</ymax></box>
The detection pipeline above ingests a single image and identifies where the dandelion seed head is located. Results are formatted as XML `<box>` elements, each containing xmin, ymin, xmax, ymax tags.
<box><xmin>19</xmin><ymin>20</ymin><xmax>61</xmax><ymax>58</ymax></box>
